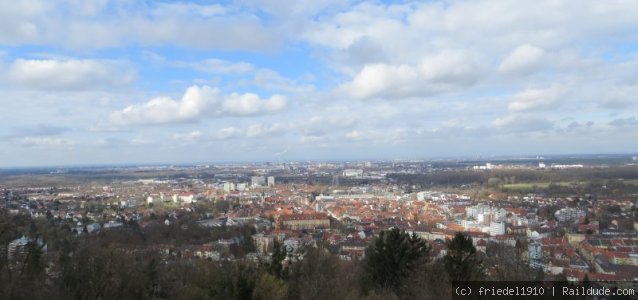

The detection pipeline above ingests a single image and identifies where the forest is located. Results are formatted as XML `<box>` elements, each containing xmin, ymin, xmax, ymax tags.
<box><xmin>0</xmin><ymin>209</ymin><xmax>607</xmax><ymax>300</ymax></box>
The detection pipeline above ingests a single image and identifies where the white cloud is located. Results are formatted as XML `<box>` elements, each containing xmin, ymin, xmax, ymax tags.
<box><xmin>0</xmin><ymin>0</ymin><xmax>45</xmax><ymax>45</ymax></box>
<box><xmin>214</xmin><ymin>123</ymin><xmax>286</xmax><ymax>140</ymax></box>
<box><xmin>508</xmin><ymin>85</ymin><xmax>565</xmax><ymax>112</ymax></box>
<box><xmin>0</xmin><ymin>0</ymin><xmax>280</xmax><ymax>51</ymax></box>
<box><xmin>498</xmin><ymin>44</ymin><xmax>545</xmax><ymax>75</ymax></box>
<box><xmin>2</xmin><ymin>0</ymin><xmax>638</xmax><ymax>164</ymax></box>
<box><xmin>245</xmin><ymin>123</ymin><xmax>285</xmax><ymax>138</ymax></box>
<box><xmin>216</xmin><ymin>127</ymin><xmax>241</xmax><ymax>140</ymax></box>
<box><xmin>19</xmin><ymin>137</ymin><xmax>76</xmax><ymax>148</ymax></box>
<box><xmin>153</xmin><ymin>3</ymin><xmax>226</xmax><ymax>18</ymax></box>
<box><xmin>172</xmin><ymin>131</ymin><xmax>202</xmax><ymax>141</ymax></box>
<box><xmin>295</xmin><ymin>114</ymin><xmax>358</xmax><ymax>137</ymax></box>
<box><xmin>251</xmin><ymin>69</ymin><xmax>315</xmax><ymax>93</ymax></box>
<box><xmin>144</xmin><ymin>52</ymin><xmax>254</xmax><ymax>74</ymax></box>
<box><xmin>221</xmin><ymin>93</ymin><xmax>287</xmax><ymax>116</ymax></box>
<box><xmin>342</xmin><ymin>52</ymin><xmax>484</xmax><ymax>100</ymax></box>
<box><xmin>345</xmin><ymin>130</ymin><xmax>365</xmax><ymax>140</ymax></box>
<box><xmin>5</xmin><ymin>59</ymin><xmax>135</xmax><ymax>90</ymax></box>
<box><xmin>192</xmin><ymin>59</ymin><xmax>254</xmax><ymax>74</ymax></box>
<box><xmin>109</xmin><ymin>85</ymin><xmax>287</xmax><ymax>125</ymax></box>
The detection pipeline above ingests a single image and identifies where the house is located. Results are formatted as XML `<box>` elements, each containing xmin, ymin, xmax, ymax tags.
<box><xmin>276</xmin><ymin>213</ymin><xmax>330</xmax><ymax>230</ymax></box>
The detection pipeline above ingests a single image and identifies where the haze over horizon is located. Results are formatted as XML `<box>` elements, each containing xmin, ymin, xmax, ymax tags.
<box><xmin>1</xmin><ymin>0</ymin><xmax>637</xmax><ymax>167</ymax></box>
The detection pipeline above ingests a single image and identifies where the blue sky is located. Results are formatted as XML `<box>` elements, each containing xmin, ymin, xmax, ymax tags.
<box><xmin>0</xmin><ymin>0</ymin><xmax>637</xmax><ymax>167</ymax></box>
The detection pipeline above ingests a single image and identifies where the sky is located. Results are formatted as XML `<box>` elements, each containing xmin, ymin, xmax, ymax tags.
<box><xmin>0</xmin><ymin>0</ymin><xmax>637</xmax><ymax>167</ymax></box>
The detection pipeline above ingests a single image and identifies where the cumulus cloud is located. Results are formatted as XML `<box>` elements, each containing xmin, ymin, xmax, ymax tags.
<box><xmin>342</xmin><ymin>52</ymin><xmax>484</xmax><ymax>100</ymax></box>
<box><xmin>2</xmin><ymin>0</ymin><xmax>638</xmax><ymax>164</ymax></box>
<box><xmin>508</xmin><ymin>85</ymin><xmax>565</xmax><ymax>112</ymax></box>
<box><xmin>109</xmin><ymin>86</ymin><xmax>287</xmax><ymax>125</ymax></box>
<box><xmin>214</xmin><ymin>123</ymin><xmax>286</xmax><ymax>140</ymax></box>
<box><xmin>5</xmin><ymin>59</ymin><xmax>135</xmax><ymax>90</ymax></box>
<box><xmin>498</xmin><ymin>44</ymin><xmax>546</xmax><ymax>75</ymax></box>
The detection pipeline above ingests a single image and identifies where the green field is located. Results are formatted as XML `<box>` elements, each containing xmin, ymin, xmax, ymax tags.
<box><xmin>623</xmin><ymin>179</ymin><xmax>638</xmax><ymax>185</ymax></box>
<box><xmin>503</xmin><ymin>179</ymin><xmax>638</xmax><ymax>190</ymax></box>
<box><xmin>502</xmin><ymin>182</ymin><xmax>576</xmax><ymax>190</ymax></box>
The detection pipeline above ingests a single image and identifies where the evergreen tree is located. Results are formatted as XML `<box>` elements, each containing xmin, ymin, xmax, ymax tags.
<box><xmin>444</xmin><ymin>232</ymin><xmax>483</xmax><ymax>284</ymax></box>
<box><xmin>363</xmin><ymin>228</ymin><xmax>430</xmax><ymax>295</ymax></box>
<box><xmin>268</xmin><ymin>240</ymin><xmax>287</xmax><ymax>279</ymax></box>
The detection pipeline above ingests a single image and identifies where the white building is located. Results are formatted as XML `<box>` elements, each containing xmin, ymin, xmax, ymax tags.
<box><xmin>103</xmin><ymin>220</ymin><xmax>123</xmax><ymax>229</ymax></box>
<box><xmin>490</xmin><ymin>221</ymin><xmax>506</xmax><ymax>236</ymax></box>
<box><xmin>342</xmin><ymin>169</ymin><xmax>363</xmax><ymax>177</ymax></box>
<box><xmin>8</xmin><ymin>236</ymin><xmax>46</xmax><ymax>270</ymax></box>
<box><xmin>223</xmin><ymin>182</ymin><xmax>236</xmax><ymax>192</ymax></box>
<box><xmin>251</xmin><ymin>176</ymin><xmax>266</xmax><ymax>187</ymax></box>
<box><xmin>528</xmin><ymin>240</ymin><xmax>543</xmax><ymax>268</ymax></box>
<box><xmin>554</xmin><ymin>208</ymin><xmax>586</xmax><ymax>223</ymax></box>
<box><xmin>267</xmin><ymin>176</ymin><xmax>275</xmax><ymax>187</ymax></box>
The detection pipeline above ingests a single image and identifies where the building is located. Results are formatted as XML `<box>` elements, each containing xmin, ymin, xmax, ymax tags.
<box><xmin>277</xmin><ymin>213</ymin><xmax>330</xmax><ymax>230</ymax></box>
<box><xmin>490</xmin><ymin>221</ymin><xmax>506</xmax><ymax>236</ymax></box>
<box><xmin>252</xmin><ymin>234</ymin><xmax>274</xmax><ymax>253</ymax></box>
<box><xmin>251</xmin><ymin>176</ymin><xmax>266</xmax><ymax>187</ymax></box>
<box><xmin>8</xmin><ymin>236</ymin><xmax>46</xmax><ymax>270</ymax></box>
<box><xmin>8</xmin><ymin>236</ymin><xmax>32</xmax><ymax>264</ymax></box>
<box><xmin>267</xmin><ymin>176</ymin><xmax>275</xmax><ymax>187</ymax></box>
<box><xmin>528</xmin><ymin>240</ymin><xmax>542</xmax><ymax>268</ymax></box>
<box><xmin>555</xmin><ymin>208</ymin><xmax>586</xmax><ymax>223</ymax></box>
<box><xmin>223</xmin><ymin>182</ymin><xmax>236</xmax><ymax>192</ymax></box>
<box><xmin>342</xmin><ymin>169</ymin><xmax>363</xmax><ymax>177</ymax></box>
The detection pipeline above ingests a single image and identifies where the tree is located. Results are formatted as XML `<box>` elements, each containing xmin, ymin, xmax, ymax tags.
<box><xmin>268</xmin><ymin>241</ymin><xmax>287</xmax><ymax>279</ymax></box>
<box><xmin>485</xmin><ymin>242</ymin><xmax>537</xmax><ymax>281</ymax></box>
<box><xmin>363</xmin><ymin>228</ymin><xmax>430</xmax><ymax>295</ymax></box>
<box><xmin>287</xmin><ymin>247</ymin><xmax>361</xmax><ymax>299</ymax></box>
<box><xmin>444</xmin><ymin>232</ymin><xmax>483</xmax><ymax>284</ymax></box>
<box><xmin>252</xmin><ymin>273</ymin><xmax>288</xmax><ymax>300</ymax></box>
<box><xmin>22</xmin><ymin>240</ymin><xmax>46</xmax><ymax>281</ymax></box>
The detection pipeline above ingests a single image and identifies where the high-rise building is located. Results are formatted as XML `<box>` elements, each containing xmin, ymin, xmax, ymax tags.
<box><xmin>8</xmin><ymin>236</ymin><xmax>31</xmax><ymax>264</ymax></box>
<box><xmin>8</xmin><ymin>236</ymin><xmax>46</xmax><ymax>270</ymax></box>
<box><xmin>251</xmin><ymin>176</ymin><xmax>266</xmax><ymax>187</ymax></box>
<box><xmin>528</xmin><ymin>240</ymin><xmax>542</xmax><ymax>268</ymax></box>
<box><xmin>267</xmin><ymin>176</ymin><xmax>275</xmax><ymax>187</ymax></box>
<box><xmin>489</xmin><ymin>221</ymin><xmax>505</xmax><ymax>236</ymax></box>
<box><xmin>222</xmin><ymin>182</ymin><xmax>236</xmax><ymax>192</ymax></box>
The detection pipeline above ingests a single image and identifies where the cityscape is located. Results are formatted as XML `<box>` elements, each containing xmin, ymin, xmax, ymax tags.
<box><xmin>1</xmin><ymin>0</ymin><xmax>638</xmax><ymax>299</ymax></box>
<box><xmin>2</xmin><ymin>155</ymin><xmax>638</xmax><ymax>298</ymax></box>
